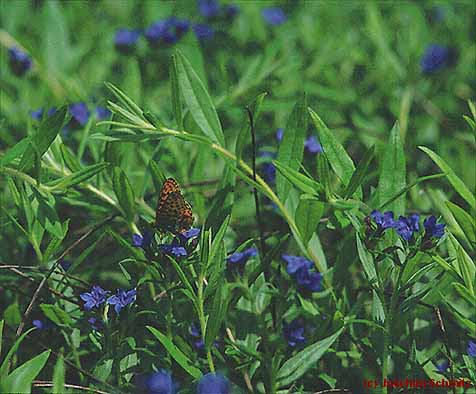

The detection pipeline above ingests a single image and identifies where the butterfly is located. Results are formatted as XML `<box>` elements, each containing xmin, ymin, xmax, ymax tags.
<box><xmin>155</xmin><ymin>178</ymin><xmax>193</xmax><ymax>233</ymax></box>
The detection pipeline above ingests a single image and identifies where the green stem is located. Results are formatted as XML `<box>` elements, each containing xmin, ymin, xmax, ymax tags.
<box><xmin>197</xmin><ymin>273</ymin><xmax>215</xmax><ymax>372</ymax></box>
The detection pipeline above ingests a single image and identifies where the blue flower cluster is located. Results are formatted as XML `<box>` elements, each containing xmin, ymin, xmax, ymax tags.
<box><xmin>115</xmin><ymin>29</ymin><xmax>141</xmax><ymax>54</ymax></box>
<box><xmin>282</xmin><ymin>255</ymin><xmax>322</xmax><ymax>292</ymax></box>
<box><xmin>262</xmin><ymin>7</ymin><xmax>287</xmax><ymax>25</ymax></box>
<box><xmin>283</xmin><ymin>319</ymin><xmax>306</xmax><ymax>347</ymax></box>
<box><xmin>197</xmin><ymin>373</ymin><xmax>230</xmax><ymax>394</ymax></box>
<box><xmin>468</xmin><ymin>340</ymin><xmax>476</xmax><ymax>357</ymax></box>
<box><xmin>145</xmin><ymin>18</ymin><xmax>190</xmax><ymax>46</ymax></box>
<box><xmin>227</xmin><ymin>247</ymin><xmax>257</xmax><ymax>271</ymax></box>
<box><xmin>420</xmin><ymin>44</ymin><xmax>453</xmax><ymax>74</ymax></box>
<box><xmin>198</xmin><ymin>0</ymin><xmax>239</xmax><ymax>22</ymax></box>
<box><xmin>8</xmin><ymin>47</ymin><xmax>32</xmax><ymax>76</ymax></box>
<box><xmin>159</xmin><ymin>228</ymin><xmax>201</xmax><ymax>258</ymax></box>
<box><xmin>80</xmin><ymin>285</ymin><xmax>136</xmax><ymax>314</ymax></box>
<box><xmin>369</xmin><ymin>210</ymin><xmax>445</xmax><ymax>242</ymax></box>
<box><xmin>132</xmin><ymin>231</ymin><xmax>153</xmax><ymax>250</ymax></box>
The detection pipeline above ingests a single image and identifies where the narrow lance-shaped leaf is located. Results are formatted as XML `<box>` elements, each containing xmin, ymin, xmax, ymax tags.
<box><xmin>378</xmin><ymin>122</ymin><xmax>406</xmax><ymax>217</ymax></box>
<box><xmin>276</xmin><ymin>94</ymin><xmax>307</xmax><ymax>201</ymax></box>
<box><xmin>112</xmin><ymin>167</ymin><xmax>135</xmax><ymax>222</ymax></box>
<box><xmin>276</xmin><ymin>328</ymin><xmax>344</xmax><ymax>386</ymax></box>
<box><xmin>170</xmin><ymin>54</ymin><xmax>183</xmax><ymax>129</ymax></box>
<box><xmin>344</xmin><ymin>145</ymin><xmax>375</xmax><ymax>199</ymax></box>
<box><xmin>309</xmin><ymin>108</ymin><xmax>361</xmax><ymax>198</ymax></box>
<box><xmin>295</xmin><ymin>197</ymin><xmax>324</xmax><ymax>245</ymax></box>
<box><xmin>175</xmin><ymin>51</ymin><xmax>225</xmax><ymax>146</ymax></box>
<box><xmin>419</xmin><ymin>146</ymin><xmax>475</xmax><ymax>209</ymax></box>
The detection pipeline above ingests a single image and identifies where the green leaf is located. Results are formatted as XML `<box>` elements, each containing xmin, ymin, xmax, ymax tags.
<box><xmin>445</xmin><ymin>201</ymin><xmax>476</xmax><ymax>245</ymax></box>
<box><xmin>356</xmin><ymin>234</ymin><xmax>377</xmax><ymax>285</ymax></box>
<box><xmin>0</xmin><ymin>328</ymin><xmax>36</xmax><ymax>379</ymax></box>
<box><xmin>344</xmin><ymin>145</ymin><xmax>374</xmax><ymax>199</ymax></box>
<box><xmin>295</xmin><ymin>196</ymin><xmax>324</xmax><ymax>245</ymax></box>
<box><xmin>457</xmin><ymin>246</ymin><xmax>475</xmax><ymax>296</ymax></box>
<box><xmin>112</xmin><ymin>167</ymin><xmax>135</xmax><ymax>222</ymax></box>
<box><xmin>39</xmin><ymin>304</ymin><xmax>73</xmax><ymax>326</ymax></box>
<box><xmin>276</xmin><ymin>94</ymin><xmax>308</xmax><ymax>200</ymax></box>
<box><xmin>170</xmin><ymin>54</ymin><xmax>183</xmax><ymax>129</ymax></box>
<box><xmin>1</xmin><ymin>350</ymin><xmax>50</xmax><ymax>394</ymax></box>
<box><xmin>60</xmin><ymin>143</ymin><xmax>82</xmax><ymax>172</ymax></box>
<box><xmin>43</xmin><ymin>0</ymin><xmax>69</xmax><ymax>73</ymax></box>
<box><xmin>33</xmin><ymin>190</ymin><xmax>65</xmax><ymax>239</ymax></box>
<box><xmin>276</xmin><ymin>328</ymin><xmax>344</xmax><ymax>386</ymax></box>
<box><xmin>52</xmin><ymin>353</ymin><xmax>65</xmax><ymax>394</ymax></box>
<box><xmin>146</xmin><ymin>326</ymin><xmax>202</xmax><ymax>379</ymax></box>
<box><xmin>378</xmin><ymin>122</ymin><xmax>406</xmax><ymax>217</ymax></box>
<box><xmin>175</xmin><ymin>51</ymin><xmax>224</xmax><ymax>146</ymax></box>
<box><xmin>273</xmin><ymin>160</ymin><xmax>322</xmax><ymax>195</ymax></box>
<box><xmin>309</xmin><ymin>108</ymin><xmax>360</xmax><ymax>198</ymax></box>
<box><xmin>0</xmin><ymin>138</ymin><xmax>30</xmax><ymax>166</ymax></box>
<box><xmin>372</xmin><ymin>290</ymin><xmax>385</xmax><ymax>323</ymax></box>
<box><xmin>419</xmin><ymin>146</ymin><xmax>475</xmax><ymax>209</ymax></box>
<box><xmin>49</xmin><ymin>163</ymin><xmax>109</xmax><ymax>190</ymax></box>
<box><xmin>19</xmin><ymin>106</ymin><xmax>68</xmax><ymax>171</ymax></box>
<box><xmin>0</xmin><ymin>320</ymin><xmax>3</xmax><ymax>357</ymax></box>
<box><xmin>149</xmin><ymin>160</ymin><xmax>167</xmax><ymax>192</ymax></box>
<box><xmin>204</xmin><ymin>284</ymin><xmax>229</xmax><ymax>350</ymax></box>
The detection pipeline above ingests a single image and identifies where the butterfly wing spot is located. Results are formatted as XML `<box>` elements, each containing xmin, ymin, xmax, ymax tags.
<box><xmin>155</xmin><ymin>178</ymin><xmax>194</xmax><ymax>233</ymax></box>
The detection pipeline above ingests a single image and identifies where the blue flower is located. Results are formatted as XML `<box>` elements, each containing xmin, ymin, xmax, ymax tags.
<box><xmin>115</xmin><ymin>28</ymin><xmax>141</xmax><ymax>53</ymax></box>
<box><xmin>145</xmin><ymin>370</ymin><xmax>176</xmax><ymax>394</ymax></box>
<box><xmin>69</xmin><ymin>102</ymin><xmax>90</xmax><ymax>127</ymax></box>
<box><xmin>436</xmin><ymin>360</ymin><xmax>449</xmax><ymax>373</ymax></box>
<box><xmin>193</xmin><ymin>24</ymin><xmax>215</xmax><ymax>41</ymax></box>
<box><xmin>395</xmin><ymin>214</ymin><xmax>420</xmax><ymax>241</ymax></box>
<box><xmin>304</xmin><ymin>135</ymin><xmax>323</xmax><ymax>154</ymax></box>
<box><xmin>370</xmin><ymin>210</ymin><xmax>395</xmax><ymax>230</ymax></box>
<box><xmin>420</xmin><ymin>44</ymin><xmax>450</xmax><ymax>74</ymax></box>
<box><xmin>223</xmin><ymin>4</ymin><xmax>239</xmax><ymax>20</ymax></box>
<box><xmin>30</xmin><ymin>108</ymin><xmax>44</xmax><ymax>120</ymax></box>
<box><xmin>80</xmin><ymin>285</ymin><xmax>109</xmax><ymax>311</ymax></box>
<box><xmin>283</xmin><ymin>255</ymin><xmax>312</xmax><ymax>275</ymax></box>
<box><xmin>260</xmin><ymin>151</ymin><xmax>276</xmax><ymax>184</ymax></box>
<box><xmin>160</xmin><ymin>245</ymin><xmax>188</xmax><ymax>258</ymax></box>
<box><xmin>145</xmin><ymin>18</ymin><xmax>189</xmax><ymax>46</ymax></box>
<box><xmin>282</xmin><ymin>255</ymin><xmax>322</xmax><ymax>292</ymax></box>
<box><xmin>190</xmin><ymin>322</ymin><xmax>205</xmax><ymax>351</ymax></box>
<box><xmin>59</xmin><ymin>258</ymin><xmax>72</xmax><ymax>271</ymax></box>
<box><xmin>177</xmin><ymin>227</ymin><xmax>201</xmax><ymax>244</ymax></box>
<box><xmin>198</xmin><ymin>0</ymin><xmax>220</xmax><ymax>18</ymax></box>
<box><xmin>132</xmin><ymin>231</ymin><xmax>152</xmax><ymax>249</ymax></box>
<box><xmin>88</xmin><ymin>317</ymin><xmax>103</xmax><ymax>331</ymax></box>
<box><xmin>262</xmin><ymin>7</ymin><xmax>287</xmax><ymax>25</ymax></box>
<box><xmin>197</xmin><ymin>373</ymin><xmax>230</xmax><ymax>394</ymax></box>
<box><xmin>227</xmin><ymin>247</ymin><xmax>257</xmax><ymax>266</ymax></box>
<box><xmin>32</xmin><ymin>319</ymin><xmax>52</xmax><ymax>330</ymax></box>
<box><xmin>95</xmin><ymin>106</ymin><xmax>111</xmax><ymax>121</ymax></box>
<box><xmin>276</xmin><ymin>128</ymin><xmax>284</xmax><ymax>142</ymax></box>
<box><xmin>468</xmin><ymin>340</ymin><xmax>476</xmax><ymax>357</ymax></box>
<box><xmin>107</xmin><ymin>288</ymin><xmax>136</xmax><ymax>314</ymax></box>
<box><xmin>8</xmin><ymin>47</ymin><xmax>32</xmax><ymax>76</ymax></box>
<box><xmin>283</xmin><ymin>319</ymin><xmax>306</xmax><ymax>347</ymax></box>
<box><xmin>424</xmin><ymin>216</ymin><xmax>445</xmax><ymax>239</ymax></box>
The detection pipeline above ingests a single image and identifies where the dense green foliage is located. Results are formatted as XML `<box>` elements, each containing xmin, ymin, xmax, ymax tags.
<box><xmin>0</xmin><ymin>1</ymin><xmax>475</xmax><ymax>393</ymax></box>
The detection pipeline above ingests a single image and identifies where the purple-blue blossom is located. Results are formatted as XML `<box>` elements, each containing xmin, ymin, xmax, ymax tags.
<box><xmin>132</xmin><ymin>231</ymin><xmax>152</xmax><ymax>249</ymax></box>
<box><xmin>305</xmin><ymin>135</ymin><xmax>323</xmax><ymax>154</ymax></box>
<box><xmin>198</xmin><ymin>0</ymin><xmax>220</xmax><ymax>18</ymax></box>
<box><xmin>160</xmin><ymin>244</ymin><xmax>187</xmax><ymax>258</ymax></box>
<box><xmin>145</xmin><ymin>18</ymin><xmax>189</xmax><ymax>45</ymax></box>
<box><xmin>262</xmin><ymin>7</ymin><xmax>287</xmax><ymax>25</ymax></box>
<box><xmin>283</xmin><ymin>319</ymin><xmax>306</xmax><ymax>347</ymax></box>
<box><xmin>95</xmin><ymin>106</ymin><xmax>111</xmax><ymax>121</ymax></box>
<box><xmin>260</xmin><ymin>151</ymin><xmax>276</xmax><ymax>184</ymax></box>
<box><xmin>145</xmin><ymin>370</ymin><xmax>176</xmax><ymax>394</ymax></box>
<box><xmin>88</xmin><ymin>317</ymin><xmax>103</xmax><ymax>331</ymax></box>
<box><xmin>193</xmin><ymin>24</ymin><xmax>215</xmax><ymax>41</ymax></box>
<box><xmin>276</xmin><ymin>128</ymin><xmax>284</xmax><ymax>142</ymax></box>
<box><xmin>468</xmin><ymin>340</ymin><xmax>476</xmax><ymax>357</ymax></box>
<box><xmin>424</xmin><ymin>216</ymin><xmax>445</xmax><ymax>239</ymax></box>
<box><xmin>282</xmin><ymin>255</ymin><xmax>322</xmax><ymax>292</ymax></box>
<box><xmin>177</xmin><ymin>227</ymin><xmax>201</xmax><ymax>244</ymax></box>
<box><xmin>69</xmin><ymin>102</ymin><xmax>90</xmax><ymax>127</ymax></box>
<box><xmin>115</xmin><ymin>28</ymin><xmax>141</xmax><ymax>53</ymax></box>
<box><xmin>420</xmin><ymin>44</ymin><xmax>450</xmax><ymax>74</ymax></box>
<box><xmin>436</xmin><ymin>360</ymin><xmax>449</xmax><ymax>373</ymax></box>
<box><xmin>107</xmin><ymin>288</ymin><xmax>136</xmax><ymax>314</ymax></box>
<box><xmin>395</xmin><ymin>214</ymin><xmax>420</xmax><ymax>241</ymax></box>
<box><xmin>197</xmin><ymin>373</ymin><xmax>230</xmax><ymax>394</ymax></box>
<box><xmin>370</xmin><ymin>210</ymin><xmax>395</xmax><ymax>230</ymax></box>
<box><xmin>8</xmin><ymin>47</ymin><xmax>32</xmax><ymax>76</ymax></box>
<box><xmin>80</xmin><ymin>285</ymin><xmax>109</xmax><ymax>311</ymax></box>
<box><xmin>227</xmin><ymin>247</ymin><xmax>257</xmax><ymax>266</ymax></box>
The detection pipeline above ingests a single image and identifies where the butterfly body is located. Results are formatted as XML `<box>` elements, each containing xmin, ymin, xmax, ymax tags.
<box><xmin>155</xmin><ymin>178</ymin><xmax>193</xmax><ymax>233</ymax></box>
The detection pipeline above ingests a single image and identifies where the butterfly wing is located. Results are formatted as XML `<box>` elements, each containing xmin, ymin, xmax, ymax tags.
<box><xmin>155</xmin><ymin>178</ymin><xmax>180</xmax><ymax>227</ymax></box>
<box><xmin>156</xmin><ymin>192</ymin><xmax>194</xmax><ymax>233</ymax></box>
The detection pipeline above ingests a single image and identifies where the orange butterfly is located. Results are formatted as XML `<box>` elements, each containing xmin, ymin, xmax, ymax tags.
<box><xmin>155</xmin><ymin>178</ymin><xmax>193</xmax><ymax>233</ymax></box>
